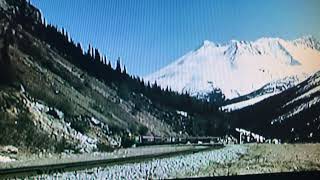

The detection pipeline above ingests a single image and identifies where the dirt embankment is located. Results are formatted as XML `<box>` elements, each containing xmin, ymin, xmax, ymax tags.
<box><xmin>199</xmin><ymin>143</ymin><xmax>320</xmax><ymax>176</ymax></box>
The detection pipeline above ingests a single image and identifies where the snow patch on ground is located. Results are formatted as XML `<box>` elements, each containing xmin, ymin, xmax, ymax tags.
<box><xmin>285</xmin><ymin>85</ymin><xmax>320</xmax><ymax>107</ymax></box>
<box><xmin>222</xmin><ymin>93</ymin><xmax>278</xmax><ymax>111</ymax></box>
<box><xmin>0</xmin><ymin>155</ymin><xmax>15</xmax><ymax>163</ymax></box>
<box><xmin>177</xmin><ymin>110</ymin><xmax>188</xmax><ymax>117</ymax></box>
<box><xmin>272</xmin><ymin>96</ymin><xmax>320</xmax><ymax>124</ymax></box>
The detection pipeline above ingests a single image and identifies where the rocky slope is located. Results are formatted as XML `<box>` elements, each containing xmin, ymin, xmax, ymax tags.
<box><xmin>0</xmin><ymin>0</ymin><xmax>188</xmax><ymax>154</ymax></box>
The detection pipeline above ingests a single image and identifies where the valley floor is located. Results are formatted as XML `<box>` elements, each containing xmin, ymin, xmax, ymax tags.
<box><xmin>198</xmin><ymin>143</ymin><xmax>320</xmax><ymax>176</ymax></box>
<box><xmin>1</xmin><ymin>143</ymin><xmax>320</xmax><ymax>179</ymax></box>
<box><xmin>0</xmin><ymin>144</ymin><xmax>205</xmax><ymax>169</ymax></box>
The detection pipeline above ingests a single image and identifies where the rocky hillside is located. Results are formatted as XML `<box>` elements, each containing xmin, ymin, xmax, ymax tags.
<box><xmin>0</xmin><ymin>0</ymin><xmax>194</xmax><ymax>154</ymax></box>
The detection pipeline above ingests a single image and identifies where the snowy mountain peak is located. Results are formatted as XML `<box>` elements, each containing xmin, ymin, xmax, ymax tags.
<box><xmin>145</xmin><ymin>36</ymin><xmax>320</xmax><ymax>99</ymax></box>
<box><xmin>230</xmin><ymin>39</ymin><xmax>241</xmax><ymax>44</ymax></box>
<box><xmin>292</xmin><ymin>35</ymin><xmax>320</xmax><ymax>50</ymax></box>
<box><xmin>197</xmin><ymin>40</ymin><xmax>219</xmax><ymax>51</ymax></box>
<box><xmin>202</xmin><ymin>40</ymin><xmax>215</xmax><ymax>47</ymax></box>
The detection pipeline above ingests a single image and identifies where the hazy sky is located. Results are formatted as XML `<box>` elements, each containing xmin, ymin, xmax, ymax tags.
<box><xmin>30</xmin><ymin>0</ymin><xmax>320</xmax><ymax>76</ymax></box>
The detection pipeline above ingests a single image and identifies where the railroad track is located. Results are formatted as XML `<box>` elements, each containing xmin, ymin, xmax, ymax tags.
<box><xmin>0</xmin><ymin>144</ymin><xmax>223</xmax><ymax>178</ymax></box>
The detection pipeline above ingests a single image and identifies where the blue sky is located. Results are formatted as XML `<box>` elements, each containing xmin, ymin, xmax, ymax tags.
<box><xmin>30</xmin><ymin>0</ymin><xmax>320</xmax><ymax>76</ymax></box>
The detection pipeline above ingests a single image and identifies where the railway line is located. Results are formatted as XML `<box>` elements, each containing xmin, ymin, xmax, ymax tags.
<box><xmin>0</xmin><ymin>144</ymin><xmax>223</xmax><ymax>179</ymax></box>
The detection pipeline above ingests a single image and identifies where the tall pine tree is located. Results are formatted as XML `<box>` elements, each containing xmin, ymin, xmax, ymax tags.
<box><xmin>115</xmin><ymin>57</ymin><xmax>121</xmax><ymax>73</ymax></box>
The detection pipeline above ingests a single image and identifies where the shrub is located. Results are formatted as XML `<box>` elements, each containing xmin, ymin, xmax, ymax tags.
<box><xmin>121</xmin><ymin>135</ymin><xmax>135</xmax><ymax>148</ymax></box>
<box><xmin>97</xmin><ymin>142</ymin><xmax>114</xmax><ymax>152</ymax></box>
<box><xmin>0</xmin><ymin>112</ymin><xmax>56</xmax><ymax>152</ymax></box>
<box><xmin>65</xmin><ymin>117</ymin><xmax>90</xmax><ymax>134</ymax></box>
<box><xmin>138</xmin><ymin>125</ymin><xmax>148</xmax><ymax>135</ymax></box>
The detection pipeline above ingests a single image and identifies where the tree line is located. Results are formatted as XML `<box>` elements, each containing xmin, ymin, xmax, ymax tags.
<box><xmin>10</xmin><ymin>0</ymin><xmax>223</xmax><ymax>115</ymax></box>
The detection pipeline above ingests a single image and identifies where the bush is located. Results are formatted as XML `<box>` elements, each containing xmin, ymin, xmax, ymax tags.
<box><xmin>0</xmin><ymin>112</ymin><xmax>56</xmax><ymax>152</ymax></box>
<box><xmin>97</xmin><ymin>142</ymin><xmax>114</xmax><ymax>152</ymax></box>
<box><xmin>138</xmin><ymin>125</ymin><xmax>148</xmax><ymax>135</ymax></box>
<box><xmin>108</xmin><ymin>124</ymin><xmax>122</xmax><ymax>134</ymax></box>
<box><xmin>65</xmin><ymin>117</ymin><xmax>90</xmax><ymax>134</ymax></box>
<box><xmin>121</xmin><ymin>136</ymin><xmax>135</xmax><ymax>148</ymax></box>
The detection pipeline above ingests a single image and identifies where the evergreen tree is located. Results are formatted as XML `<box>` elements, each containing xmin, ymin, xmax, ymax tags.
<box><xmin>62</xmin><ymin>28</ymin><xmax>65</xmax><ymax>37</ymax></box>
<box><xmin>107</xmin><ymin>60</ymin><xmax>112</xmax><ymax>69</ymax></box>
<box><xmin>115</xmin><ymin>57</ymin><xmax>121</xmax><ymax>73</ymax></box>
<box><xmin>91</xmin><ymin>46</ymin><xmax>94</xmax><ymax>59</ymax></box>
<box><xmin>123</xmin><ymin>65</ymin><xmax>127</xmax><ymax>75</ymax></box>
<box><xmin>94</xmin><ymin>48</ymin><xmax>100</xmax><ymax>61</ymax></box>
<box><xmin>43</xmin><ymin>18</ymin><xmax>46</xmax><ymax>26</ymax></box>
<box><xmin>87</xmin><ymin>44</ymin><xmax>91</xmax><ymax>56</ymax></box>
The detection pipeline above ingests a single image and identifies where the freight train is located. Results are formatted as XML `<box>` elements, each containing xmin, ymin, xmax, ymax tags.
<box><xmin>134</xmin><ymin>136</ymin><xmax>222</xmax><ymax>146</ymax></box>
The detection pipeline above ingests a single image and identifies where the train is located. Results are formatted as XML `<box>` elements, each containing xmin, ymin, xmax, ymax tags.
<box><xmin>134</xmin><ymin>136</ymin><xmax>222</xmax><ymax>146</ymax></box>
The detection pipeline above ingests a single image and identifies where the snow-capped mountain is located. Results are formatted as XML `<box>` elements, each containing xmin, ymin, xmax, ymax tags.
<box><xmin>145</xmin><ymin>36</ymin><xmax>320</xmax><ymax>100</ymax></box>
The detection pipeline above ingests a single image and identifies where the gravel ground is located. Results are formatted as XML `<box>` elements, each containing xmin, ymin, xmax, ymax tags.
<box><xmin>0</xmin><ymin>145</ymin><xmax>201</xmax><ymax>169</ymax></box>
<box><xmin>30</xmin><ymin>145</ymin><xmax>247</xmax><ymax>179</ymax></box>
<box><xmin>198</xmin><ymin>143</ymin><xmax>320</xmax><ymax>176</ymax></box>
<box><xmin>5</xmin><ymin>144</ymin><xmax>320</xmax><ymax>179</ymax></box>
